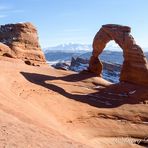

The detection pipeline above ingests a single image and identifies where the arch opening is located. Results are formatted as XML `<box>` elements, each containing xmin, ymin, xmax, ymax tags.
<box><xmin>89</xmin><ymin>24</ymin><xmax>148</xmax><ymax>86</ymax></box>
<box><xmin>100</xmin><ymin>41</ymin><xmax>123</xmax><ymax>83</ymax></box>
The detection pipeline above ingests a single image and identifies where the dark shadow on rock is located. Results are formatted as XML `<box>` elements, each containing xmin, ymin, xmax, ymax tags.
<box><xmin>59</xmin><ymin>71</ymin><xmax>98</xmax><ymax>82</ymax></box>
<box><xmin>21</xmin><ymin>70</ymin><xmax>98</xmax><ymax>82</ymax></box>
<box><xmin>20</xmin><ymin>72</ymin><xmax>148</xmax><ymax>108</ymax></box>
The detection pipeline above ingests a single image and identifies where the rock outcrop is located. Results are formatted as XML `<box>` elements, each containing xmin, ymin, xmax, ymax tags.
<box><xmin>0</xmin><ymin>22</ymin><xmax>45</xmax><ymax>64</ymax></box>
<box><xmin>0</xmin><ymin>43</ymin><xmax>15</xmax><ymax>58</ymax></box>
<box><xmin>89</xmin><ymin>24</ymin><xmax>148</xmax><ymax>86</ymax></box>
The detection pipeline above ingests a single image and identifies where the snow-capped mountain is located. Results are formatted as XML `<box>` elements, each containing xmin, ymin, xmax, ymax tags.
<box><xmin>44</xmin><ymin>43</ymin><xmax>92</xmax><ymax>53</ymax></box>
<box><xmin>44</xmin><ymin>43</ymin><xmax>92</xmax><ymax>62</ymax></box>
<box><xmin>44</xmin><ymin>42</ymin><xmax>122</xmax><ymax>53</ymax></box>
<box><xmin>44</xmin><ymin>43</ymin><xmax>148</xmax><ymax>63</ymax></box>
<box><xmin>43</xmin><ymin>43</ymin><xmax>123</xmax><ymax>62</ymax></box>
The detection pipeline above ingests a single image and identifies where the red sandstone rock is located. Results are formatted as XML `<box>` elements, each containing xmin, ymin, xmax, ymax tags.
<box><xmin>0</xmin><ymin>43</ymin><xmax>15</xmax><ymax>58</ymax></box>
<box><xmin>89</xmin><ymin>24</ymin><xmax>148</xmax><ymax>86</ymax></box>
<box><xmin>0</xmin><ymin>22</ymin><xmax>46</xmax><ymax>63</ymax></box>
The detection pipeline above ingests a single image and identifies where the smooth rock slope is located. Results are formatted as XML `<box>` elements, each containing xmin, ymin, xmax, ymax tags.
<box><xmin>0</xmin><ymin>56</ymin><xmax>148</xmax><ymax>147</ymax></box>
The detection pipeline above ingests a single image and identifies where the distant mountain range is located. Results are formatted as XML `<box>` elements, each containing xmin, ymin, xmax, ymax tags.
<box><xmin>44</xmin><ymin>43</ymin><xmax>148</xmax><ymax>63</ymax></box>
<box><xmin>44</xmin><ymin>44</ymin><xmax>91</xmax><ymax>62</ymax></box>
<box><xmin>44</xmin><ymin>43</ymin><xmax>92</xmax><ymax>53</ymax></box>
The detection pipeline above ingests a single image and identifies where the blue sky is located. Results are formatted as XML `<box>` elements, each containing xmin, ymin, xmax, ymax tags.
<box><xmin>0</xmin><ymin>0</ymin><xmax>148</xmax><ymax>50</ymax></box>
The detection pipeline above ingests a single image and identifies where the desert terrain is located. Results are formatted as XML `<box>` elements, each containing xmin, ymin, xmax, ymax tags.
<box><xmin>0</xmin><ymin>56</ymin><xmax>147</xmax><ymax>148</ymax></box>
<box><xmin>0</xmin><ymin>22</ymin><xmax>148</xmax><ymax>148</ymax></box>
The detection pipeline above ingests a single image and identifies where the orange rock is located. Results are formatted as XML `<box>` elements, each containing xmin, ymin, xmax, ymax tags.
<box><xmin>89</xmin><ymin>56</ymin><xmax>103</xmax><ymax>76</ymax></box>
<box><xmin>0</xmin><ymin>43</ymin><xmax>15</xmax><ymax>58</ymax></box>
<box><xmin>89</xmin><ymin>24</ymin><xmax>148</xmax><ymax>86</ymax></box>
<box><xmin>0</xmin><ymin>22</ymin><xmax>46</xmax><ymax>63</ymax></box>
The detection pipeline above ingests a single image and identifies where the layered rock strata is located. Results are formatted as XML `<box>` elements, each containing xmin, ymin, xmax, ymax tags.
<box><xmin>0</xmin><ymin>22</ymin><xmax>45</xmax><ymax>63</ymax></box>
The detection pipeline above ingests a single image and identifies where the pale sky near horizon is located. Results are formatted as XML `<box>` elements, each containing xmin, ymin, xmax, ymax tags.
<box><xmin>0</xmin><ymin>0</ymin><xmax>148</xmax><ymax>51</ymax></box>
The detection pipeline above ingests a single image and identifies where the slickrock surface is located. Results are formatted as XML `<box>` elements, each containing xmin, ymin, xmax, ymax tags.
<box><xmin>0</xmin><ymin>23</ymin><xmax>147</xmax><ymax>147</ymax></box>
<box><xmin>0</xmin><ymin>56</ymin><xmax>147</xmax><ymax>148</ymax></box>
<box><xmin>0</xmin><ymin>22</ymin><xmax>45</xmax><ymax>64</ymax></box>
<box><xmin>89</xmin><ymin>24</ymin><xmax>148</xmax><ymax>86</ymax></box>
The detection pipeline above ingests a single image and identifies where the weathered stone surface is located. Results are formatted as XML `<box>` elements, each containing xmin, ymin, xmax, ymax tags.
<box><xmin>0</xmin><ymin>22</ymin><xmax>45</xmax><ymax>63</ymax></box>
<box><xmin>89</xmin><ymin>24</ymin><xmax>148</xmax><ymax>86</ymax></box>
<box><xmin>0</xmin><ymin>43</ymin><xmax>15</xmax><ymax>58</ymax></box>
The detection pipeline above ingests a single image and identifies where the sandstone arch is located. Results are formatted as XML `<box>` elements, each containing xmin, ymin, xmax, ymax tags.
<box><xmin>89</xmin><ymin>24</ymin><xmax>148</xmax><ymax>86</ymax></box>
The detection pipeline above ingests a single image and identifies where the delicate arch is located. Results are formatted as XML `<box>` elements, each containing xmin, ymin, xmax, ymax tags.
<box><xmin>89</xmin><ymin>24</ymin><xmax>148</xmax><ymax>86</ymax></box>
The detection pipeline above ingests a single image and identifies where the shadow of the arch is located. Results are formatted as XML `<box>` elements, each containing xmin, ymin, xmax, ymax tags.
<box><xmin>20</xmin><ymin>72</ymin><xmax>147</xmax><ymax>108</ymax></box>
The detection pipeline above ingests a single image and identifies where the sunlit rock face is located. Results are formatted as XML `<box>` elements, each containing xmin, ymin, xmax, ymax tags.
<box><xmin>0</xmin><ymin>22</ymin><xmax>45</xmax><ymax>63</ymax></box>
<box><xmin>89</xmin><ymin>24</ymin><xmax>148</xmax><ymax>86</ymax></box>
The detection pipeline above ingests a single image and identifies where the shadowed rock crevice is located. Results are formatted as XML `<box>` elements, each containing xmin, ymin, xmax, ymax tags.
<box><xmin>89</xmin><ymin>24</ymin><xmax>148</xmax><ymax>86</ymax></box>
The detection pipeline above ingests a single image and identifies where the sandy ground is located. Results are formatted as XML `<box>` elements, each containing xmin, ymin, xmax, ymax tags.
<box><xmin>0</xmin><ymin>56</ymin><xmax>147</xmax><ymax>148</ymax></box>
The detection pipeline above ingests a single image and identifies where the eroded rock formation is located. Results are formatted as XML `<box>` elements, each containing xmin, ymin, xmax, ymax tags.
<box><xmin>0</xmin><ymin>22</ymin><xmax>45</xmax><ymax>64</ymax></box>
<box><xmin>0</xmin><ymin>43</ymin><xmax>15</xmax><ymax>58</ymax></box>
<box><xmin>89</xmin><ymin>24</ymin><xmax>148</xmax><ymax>86</ymax></box>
